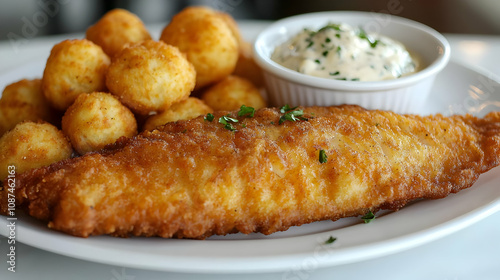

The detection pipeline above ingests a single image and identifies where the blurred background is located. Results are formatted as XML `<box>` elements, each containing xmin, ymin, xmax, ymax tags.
<box><xmin>1</xmin><ymin>0</ymin><xmax>500</xmax><ymax>41</ymax></box>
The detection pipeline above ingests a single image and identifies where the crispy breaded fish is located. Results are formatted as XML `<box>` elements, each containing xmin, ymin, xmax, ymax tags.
<box><xmin>1</xmin><ymin>105</ymin><xmax>500</xmax><ymax>238</ymax></box>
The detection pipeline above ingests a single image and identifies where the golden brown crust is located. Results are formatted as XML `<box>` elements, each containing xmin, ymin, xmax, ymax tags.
<box><xmin>0</xmin><ymin>121</ymin><xmax>73</xmax><ymax>181</ymax></box>
<box><xmin>85</xmin><ymin>9</ymin><xmax>152</xmax><ymax>57</ymax></box>
<box><xmin>160</xmin><ymin>6</ymin><xmax>239</xmax><ymax>90</ymax></box>
<box><xmin>232</xmin><ymin>40</ymin><xmax>265</xmax><ymax>88</ymax></box>
<box><xmin>2</xmin><ymin>106</ymin><xmax>499</xmax><ymax>238</ymax></box>
<box><xmin>0</xmin><ymin>79</ymin><xmax>58</xmax><ymax>135</ymax></box>
<box><xmin>42</xmin><ymin>39</ymin><xmax>110</xmax><ymax>111</ymax></box>
<box><xmin>142</xmin><ymin>97</ymin><xmax>212</xmax><ymax>131</ymax></box>
<box><xmin>105</xmin><ymin>40</ymin><xmax>196</xmax><ymax>115</ymax></box>
<box><xmin>201</xmin><ymin>75</ymin><xmax>266</xmax><ymax>111</ymax></box>
<box><xmin>61</xmin><ymin>92</ymin><xmax>137</xmax><ymax>155</ymax></box>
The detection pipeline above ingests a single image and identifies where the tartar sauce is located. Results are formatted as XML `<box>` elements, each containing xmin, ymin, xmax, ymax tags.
<box><xmin>271</xmin><ymin>23</ymin><xmax>418</xmax><ymax>81</ymax></box>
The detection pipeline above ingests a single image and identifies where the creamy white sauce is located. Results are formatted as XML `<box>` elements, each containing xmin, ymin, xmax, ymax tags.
<box><xmin>271</xmin><ymin>23</ymin><xmax>419</xmax><ymax>81</ymax></box>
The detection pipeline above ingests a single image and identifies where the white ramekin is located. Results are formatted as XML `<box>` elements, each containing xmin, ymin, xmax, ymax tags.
<box><xmin>253</xmin><ymin>11</ymin><xmax>450</xmax><ymax>114</ymax></box>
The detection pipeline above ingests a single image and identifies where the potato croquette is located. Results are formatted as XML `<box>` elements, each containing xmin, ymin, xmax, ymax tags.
<box><xmin>211</xmin><ymin>12</ymin><xmax>264</xmax><ymax>87</ymax></box>
<box><xmin>143</xmin><ymin>97</ymin><xmax>212</xmax><ymax>131</ymax></box>
<box><xmin>106</xmin><ymin>40</ymin><xmax>196</xmax><ymax>115</ymax></box>
<box><xmin>0</xmin><ymin>121</ymin><xmax>72</xmax><ymax>181</ymax></box>
<box><xmin>216</xmin><ymin>11</ymin><xmax>242</xmax><ymax>43</ymax></box>
<box><xmin>86</xmin><ymin>9</ymin><xmax>152</xmax><ymax>57</ymax></box>
<box><xmin>62</xmin><ymin>92</ymin><xmax>137</xmax><ymax>155</ymax></box>
<box><xmin>233</xmin><ymin>41</ymin><xmax>265</xmax><ymax>88</ymax></box>
<box><xmin>42</xmin><ymin>39</ymin><xmax>110</xmax><ymax>110</ymax></box>
<box><xmin>0</xmin><ymin>79</ymin><xmax>57</xmax><ymax>135</ymax></box>
<box><xmin>160</xmin><ymin>6</ymin><xmax>238</xmax><ymax>90</ymax></box>
<box><xmin>202</xmin><ymin>75</ymin><xmax>266</xmax><ymax>111</ymax></box>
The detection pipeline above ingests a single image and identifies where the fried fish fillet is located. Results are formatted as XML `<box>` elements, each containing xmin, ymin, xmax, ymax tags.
<box><xmin>1</xmin><ymin>106</ymin><xmax>500</xmax><ymax>238</ymax></box>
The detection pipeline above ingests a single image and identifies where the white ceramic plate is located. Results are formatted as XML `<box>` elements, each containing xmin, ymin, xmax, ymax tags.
<box><xmin>1</xmin><ymin>55</ymin><xmax>500</xmax><ymax>273</ymax></box>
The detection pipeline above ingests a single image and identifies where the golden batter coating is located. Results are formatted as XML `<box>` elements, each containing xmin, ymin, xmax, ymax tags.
<box><xmin>2</xmin><ymin>106</ymin><xmax>500</xmax><ymax>238</ymax></box>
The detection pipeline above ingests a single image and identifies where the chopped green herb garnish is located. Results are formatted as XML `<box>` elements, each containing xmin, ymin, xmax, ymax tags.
<box><xmin>219</xmin><ymin>115</ymin><xmax>238</xmax><ymax>131</ymax></box>
<box><xmin>357</xmin><ymin>27</ymin><xmax>379</xmax><ymax>48</ymax></box>
<box><xmin>336</xmin><ymin>77</ymin><xmax>347</xmax><ymax>81</ymax></box>
<box><xmin>238</xmin><ymin>105</ymin><xmax>255</xmax><ymax>118</ymax></box>
<box><xmin>351</xmin><ymin>78</ymin><xmax>360</xmax><ymax>81</ymax></box>
<box><xmin>204</xmin><ymin>113</ymin><xmax>214</xmax><ymax>122</ymax></box>
<box><xmin>325</xmin><ymin>236</ymin><xmax>337</xmax><ymax>244</ymax></box>
<box><xmin>318</xmin><ymin>23</ymin><xmax>342</xmax><ymax>33</ymax></box>
<box><xmin>329</xmin><ymin>71</ymin><xmax>340</xmax><ymax>76</ymax></box>
<box><xmin>335</xmin><ymin>33</ymin><xmax>341</xmax><ymax>39</ymax></box>
<box><xmin>279</xmin><ymin>105</ymin><xmax>308</xmax><ymax>124</ymax></box>
<box><xmin>336</xmin><ymin>46</ymin><xmax>342</xmax><ymax>55</ymax></box>
<box><xmin>361</xmin><ymin>210</ymin><xmax>376</xmax><ymax>223</ymax></box>
<box><xmin>221</xmin><ymin>122</ymin><xmax>236</xmax><ymax>131</ymax></box>
<box><xmin>279</xmin><ymin>110</ymin><xmax>306</xmax><ymax>124</ymax></box>
<box><xmin>280</xmin><ymin>104</ymin><xmax>297</xmax><ymax>113</ymax></box>
<box><xmin>357</xmin><ymin>28</ymin><xmax>368</xmax><ymax>39</ymax></box>
<box><xmin>314</xmin><ymin>59</ymin><xmax>321</xmax><ymax>64</ymax></box>
<box><xmin>319</xmin><ymin>149</ymin><xmax>328</xmax><ymax>163</ymax></box>
<box><xmin>223</xmin><ymin>115</ymin><xmax>238</xmax><ymax>123</ymax></box>
<box><xmin>306</xmin><ymin>41</ymin><xmax>314</xmax><ymax>48</ymax></box>
<box><xmin>322</xmin><ymin>50</ymin><xmax>329</xmax><ymax>57</ymax></box>
<box><xmin>325</xmin><ymin>37</ymin><xmax>331</xmax><ymax>43</ymax></box>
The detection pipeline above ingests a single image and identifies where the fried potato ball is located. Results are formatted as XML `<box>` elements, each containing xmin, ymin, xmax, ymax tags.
<box><xmin>160</xmin><ymin>6</ymin><xmax>238</xmax><ymax>90</ymax></box>
<box><xmin>0</xmin><ymin>121</ymin><xmax>72</xmax><ymax>181</ymax></box>
<box><xmin>233</xmin><ymin>41</ymin><xmax>265</xmax><ymax>88</ymax></box>
<box><xmin>106</xmin><ymin>40</ymin><xmax>195</xmax><ymax>115</ymax></box>
<box><xmin>210</xmin><ymin>12</ymin><xmax>264</xmax><ymax>87</ymax></box>
<box><xmin>42</xmin><ymin>39</ymin><xmax>110</xmax><ymax>111</ymax></box>
<box><xmin>86</xmin><ymin>9</ymin><xmax>152</xmax><ymax>57</ymax></box>
<box><xmin>0</xmin><ymin>79</ymin><xmax>57</xmax><ymax>136</ymax></box>
<box><xmin>201</xmin><ymin>75</ymin><xmax>266</xmax><ymax>111</ymax></box>
<box><xmin>143</xmin><ymin>97</ymin><xmax>212</xmax><ymax>131</ymax></box>
<box><xmin>62</xmin><ymin>92</ymin><xmax>137</xmax><ymax>155</ymax></box>
<box><xmin>216</xmin><ymin>11</ymin><xmax>242</xmax><ymax>43</ymax></box>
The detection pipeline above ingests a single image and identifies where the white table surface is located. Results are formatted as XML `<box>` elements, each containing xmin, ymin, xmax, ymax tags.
<box><xmin>1</xmin><ymin>21</ymin><xmax>500</xmax><ymax>280</ymax></box>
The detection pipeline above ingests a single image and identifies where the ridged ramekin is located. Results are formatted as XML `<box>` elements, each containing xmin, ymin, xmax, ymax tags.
<box><xmin>253</xmin><ymin>11</ymin><xmax>450</xmax><ymax>114</ymax></box>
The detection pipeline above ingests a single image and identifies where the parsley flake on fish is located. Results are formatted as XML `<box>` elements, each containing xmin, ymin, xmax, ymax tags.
<box><xmin>319</xmin><ymin>149</ymin><xmax>328</xmax><ymax>163</ymax></box>
<box><xmin>219</xmin><ymin>115</ymin><xmax>238</xmax><ymax>131</ymax></box>
<box><xmin>361</xmin><ymin>210</ymin><xmax>376</xmax><ymax>223</ymax></box>
<box><xmin>238</xmin><ymin>105</ymin><xmax>256</xmax><ymax>118</ymax></box>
